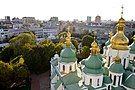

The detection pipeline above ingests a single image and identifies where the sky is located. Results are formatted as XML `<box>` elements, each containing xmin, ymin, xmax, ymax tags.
<box><xmin>0</xmin><ymin>0</ymin><xmax>135</xmax><ymax>21</ymax></box>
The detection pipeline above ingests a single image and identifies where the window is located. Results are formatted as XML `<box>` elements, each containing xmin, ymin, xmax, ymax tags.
<box><xmin>133</xmin><ymin>56</ymin><xmax>135</xmax><ymax>60</ymax></box>
<box><xmin>118</xmin><ymin>76</ymin><xmax>121</xmax><ymax>85</ymax></box>
<box><xmin>113</xmin><ymin>75</ymin><xmax>116</xmax><ymax>85</ymax></box>
<box><xmin>97</xmin><ymin>79</ymin><xmax>100</xmax><ymax>86</ymax></box>
<box><xmin>108</xmin><ymin>85</ymin><xmax>110</xmax><ymax>90</ymax></box>
<box><xmin>75</xmin><ymin>64</ymin><xmax>76</xmax><ymax>70</ymax></box>
<box><xmin>63</xmin><ymin>65</ymin><xmax>65</xmax><ymax>71</ymax></box>
<box><xmin>123</xmin><ymin>59</ymin><xmax>126</xmax><ymax>68</ymax></box>
<box><xmin>110</xmin><ymin>74</ymin><xmax>112</xmax><ymax>79</ymax></box>
<box><xmin>90</xmin><ymin>79</ymin><xmax>92</xmax><ymax>85</ymax></box>
<box><xmin>108</xmin><ymin>56</ymin><xmax>111</xmax><ymax>67</ymax></box>
<box><xmin>70</xmin><ymin>65</ymin><xmax>72</xmax><ymax>71</ymax></box>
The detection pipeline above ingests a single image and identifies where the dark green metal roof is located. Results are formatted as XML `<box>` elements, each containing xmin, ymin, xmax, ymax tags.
<box><xmin>85</xmin><ymin>55</ymin><xmax>102</xmax><ymax>70</ymax></box>
<box><xmin>130</xmin><ymin>42</ymin><xmax>135</xmax><ymax>54</ymax></box>
<box><xmin>109</xmin><ymin>63</ymin><xmax>125</xmax><ymax>73</ymax></box>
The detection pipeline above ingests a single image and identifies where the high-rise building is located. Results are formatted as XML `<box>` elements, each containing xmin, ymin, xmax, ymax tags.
<box><xmin>87</xmin><ymin>16</ymin><xmax>91</xmax><ymax>23</ymax></box>
<box><xmin>95</xmin><ymin>15</ymin><xmax>101</xmax><ymax>25</ymax></box>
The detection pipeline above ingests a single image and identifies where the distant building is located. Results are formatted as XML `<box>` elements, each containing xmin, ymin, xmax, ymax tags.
<box><xmin>87</xmin><ymin>16</ymin><xmax>91</xmax><ymax>23</ymax></box>
<box><xmin>95</xmin><ymin>15</ymin><xmax>101</xmax><ymax>25</ymax></box>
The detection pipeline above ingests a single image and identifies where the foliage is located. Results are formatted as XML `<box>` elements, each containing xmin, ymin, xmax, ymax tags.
<box><xmin>82</xmin><ymin>29</ymin><xmax>89</xmax><ymax>35</ymax></box>
<box><xmin>0</xmin><ymin>61</ymin><xmax>13</xmax><ymax>88</ymax></box>
<box><xmin>81</xmin><ymin>46</ymin><xmax>90</xmax><ymax>59</ymax></box>
<box><xmin>71</xmin><ymin>39</ymin><xmax>78</xmax><ymax>50</ymax></box>
<box><xmin>9</xmin><ymin>32</ymin><xmax>37</xmax><ymax>56</ymax></box>
<box><xmin>82</xmin><ymin>35</ymin><xmax>93</xmax><ymax>47</ymax></box>
<box><xmin>59</xmin><ymin>38</ymin><xmax>66</xmax><ymax>43</ymax></box>
<box><xmin>55</xmin><ymin>43</ymin><xmax>64</xmax><ymax>55</ymax></box>
<box><xmin>24</xmin><ymin>42</ymin><xmax>55</xmax><ymax>73</ymax></box>
<box><xmin>41</xmin><ymin>38</ymin><xmax>52</xmax><ymax>44</ymax></box>
<box><xmin>13</xmin><ymin>63</ymin><xmax>29</xmax><ymax>83</ymax></box>
<box><xmin>58</xmin><ymin>32</ymin><xmax>67</xmax><ymax>39</ymax></box>
<box><xmin>0</xmin><ymin>45</ymin><xmax>15</xmax><ymax>62</ymax></box>
<box><xmin>0</xmin><ymin>56</ymin><xmax>29</xmax><ymax>89</ymax></box>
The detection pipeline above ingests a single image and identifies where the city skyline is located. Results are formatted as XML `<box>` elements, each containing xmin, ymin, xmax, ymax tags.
<box><xmin>0</xmin><ymin>0</ymin><xmax>135</xmax><ymax>21</ymax></box>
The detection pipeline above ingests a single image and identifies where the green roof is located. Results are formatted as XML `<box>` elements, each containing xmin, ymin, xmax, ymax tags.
<box><xmin>97</xmin><ymin>54</ymin><xmax>103</xmax><ymax>61</ymax></box>
<box><xmin>51</xmin><ymin>58</ymin><xmax>58</xmax><ymax>66</ymax></box>
<box><xmin>83</xmin><ymin>67</ymin><xmax>103</xmax><ymax>74</ymax></box>
<box><xmin>66</xmin><ymin>83</ymin><xmax>82</xmax><ymax>90</ymax></box>
<box><xmin>50</xmin><ymin>72</ymin><xmax>56</xmax><ymax>80</ymax></box>
<box><xmin>122</xmin><ymin>71</ymin><xmax>132</xmax><ymax>82</ymax></box>
<box><xmin>103</xmin><ymin>67</ymin><xmax>109</xmax><ymax>75</ymax></box>
<box><xmin>85</xmin><ymin>55</ymin><xmax>102</xmax><ymax>70</ymax></box>
<box><xmin>62</xmin><ymin>71</ymin><xmax>81</xmax><ymax>85</ymax></box>
<box><xmin>60</xmin><ymin>47</ymin><xmax>77</xmax><ymax>63</ymax></box>
<box><xmin>105</xmin><ymin>40</ymin><xmax>110</xmax><ymax>46</ymax></box>
<box><xmin>123</xmin><ymin>73</ymin><xmax>135</xmax><ymax>89</ymax></box>
<box><xmin>103</xmin><ymin>75</ymin><xmax>112</xmax><ymax>84</ymax></box>
<box><xmin>109</xmin><ymin>63</ymin><xmax>125</xmax><ymax>73</ymax></box>
<box><xmin>63</xmin><ymin>43</ymin><xmax>75</xmax><ymax>50</ymax></box>
<box><xmin>130</xmin><ymin>42</ymin><xmax>135</xmax><ymax>54</ymax></box>
<box><xmin>60</xmin><ymin>57</ymin><xmax>77</xmax><ymax>63</ymax></box>
<box><xmin>80</xmin><ymin>59</ymin><xmax>85</xmax><ymax>65</ymax></box>
<box><xmin>126</xmin><ymin>63</ymin><xmax>133</xmax><ymax>71</ymax></box>
<box><xmin>54</xmin><ymin>80</ymin><xmax>62</xmax><ymax>90</ymax></box>
<box><xmin>112</xmin><ymin>86</ymin><xmax>126</xmax><ymax>90</ymax></box>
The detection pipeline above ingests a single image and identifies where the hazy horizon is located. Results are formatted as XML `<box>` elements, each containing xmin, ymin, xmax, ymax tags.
<box><xmin>0</xmin><ymin>0</ymin><xmax>135</xmax><ymax>21</ymax></box>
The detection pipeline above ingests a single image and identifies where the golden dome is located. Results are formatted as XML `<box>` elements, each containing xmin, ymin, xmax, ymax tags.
<box><xmin>110</xmin><ymin>6</ymin><xmax>129</xmax><ymax>50</ymax></box>
<box><xmin>109</xmin><ymin>32</ymin><xmax>113</xmax><ymax>38</ymax></box>
<box><xmin>91</xmin><ymin>31</ymin><xmax>98</xmax><ymax>55</ymax></box>
<box><xmin>91</xmin><ymin>41</ymin><xmax>98</xmax><ymax>48</ymax></box>
<box><xmin>113</xmin><ymin>51</ymin><xmax>121</xmax><ymax>63</ymax></box>
<box><xmin>133</xmin><ymin>35</ymin><xmax>135</xmax><ymax>42</ymax></box>
<box><xmin>118</xmin><ymin>17</ymin><xmax>125</xmax><ymax>25</ymax></box>
<box><xmin>97</xmin><ymin>46</ymin><xmax>100</xmax><ymax>54</ymax></box>
<box><xmin>66</xmin><ymin>25</ymin><xmax>71</xmax><ymax>48</ymax></box>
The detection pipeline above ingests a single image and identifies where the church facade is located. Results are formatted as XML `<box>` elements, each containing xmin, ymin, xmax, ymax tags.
<box><xmin>50</xmin><ymin>7</ymin><xmax>135</xmax><ymax>90</ymax></box>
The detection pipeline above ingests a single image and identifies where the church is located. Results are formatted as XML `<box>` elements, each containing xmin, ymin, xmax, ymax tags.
<box><xmin>50</xmin><ymin>6</ymin><xmax>135</xmax><ymax>90</ymax></box>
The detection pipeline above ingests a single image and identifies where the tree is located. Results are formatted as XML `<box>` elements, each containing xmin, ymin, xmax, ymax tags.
<box><xmin>24</xmin><ymin>42</ymin><xmax>55</xmax><ymax>73</ymax></box>
<box><xmin>82</xmin><ymin>29</ymin><xmax>89</xmax><ymax>35</ymax></box>
<box><xmin>9</xmin><ymin>32</ymin><xmax>37</xmax><ymax>56</ymax></box>
<box><xmin>42</xmin><ymin>38</ymin><xmax>52</xmax><ymax>45</ymax></box>
<box><xmin>71</xmin><ymin>39</ymin><xmax>78</xmax><ymax>50</ymax></box>
<box><xmin>10</xmin><ymin>56</ymin><xmax>29</xmax><ymax>83</ymax></box>
<box><xmin>0</xmin><ymin>45</ymin><xmax>15</xmax><ymax>62</ymax></box>
<box><xmin>58</xmin><ymin>32</ymin><xmax>67</xmax><ymax>39</ymax></box>
<box><xmin>0</xmin><ymin>61</ymin><xmax>13</xmax><ymax>89</ymax></box>
<box><xmin>55</xmin><ymin>43</ymin><xmax>64</xmax><ymax>55</ymax></box>
<box><xmin>0</xmin><ymin>56</ymin><xmax>29</xmax><ymax>89</ymax></box>
<box><xmin>81</xmin><ymin>46</ymin><xmax>90</xmax><ymax>59</ymax></box>
<box><xmin>82</xmin><ymin>35</ymin><xmax>93</xmax><ymax>47</ymax></box>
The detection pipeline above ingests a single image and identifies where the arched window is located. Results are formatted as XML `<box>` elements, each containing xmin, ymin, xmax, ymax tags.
<box><xmin>70</xmin><ymin>65</ymin><xmax>72</xmax><ymax>71</ymax></box>
<box><xmin>113</xmin><ymin>75</ymin><xmax>116</xmax><ymax>85</ymax></box>
<box><xmin>108</xmin><ymin>85</ymin><xmax>110</xmax><ymax>90</ymax></box>
<box><xmin>118</xmin><ymin>76</ymin><xmax>121</xmax><ymax>85</ymax></box>
<box><xmin>63</xmin><ymin>65</ymin><xmax>65</xmax><ymax>71</ymax></box>
<box><xmin>133</xmin><ymin>56</ymin><xmax>135</xmax><ymax>60</ymax></box>
<box><xmin>110</xmin><ymin>74</ymin><xmax>112</xmax><ymax>79</ymax></box>
<box><xmin>97</xmin><ymin>79</ymin><xmax>100</xmax><ymax>86</ymax></box>
<box><xmin>123</xmin><ymin>59</ymin><xmax>126</xmax><ymax>68</ymax></box>
<box><xmin>75</xmin><ymin>64</ymin><xmax>76</xmax><ymax>70</ymax></box>
<box><xmin>90</xmin><ymin>79</ymin><xmax>92</xmax><ymax>85</ymax></box>
<box><xmin>108</xmin><ymin>56</ymin><xmax>111</xmax><ymax>67</ymax></box>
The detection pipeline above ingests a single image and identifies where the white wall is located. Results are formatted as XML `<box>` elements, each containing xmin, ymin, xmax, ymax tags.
<box><xmin>107</xmin><ymin>48</ymin><xmax>129</xmax><ymax>69</ymax></box>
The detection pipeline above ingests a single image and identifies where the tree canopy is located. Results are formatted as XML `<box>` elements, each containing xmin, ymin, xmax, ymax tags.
<box><xmin>82</xmin><ymin>35</ymin><xmax>93</xmax><ymax>47</ymax></box>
